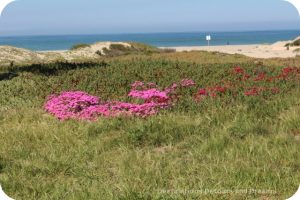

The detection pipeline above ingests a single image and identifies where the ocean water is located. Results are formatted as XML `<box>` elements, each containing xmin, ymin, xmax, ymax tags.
<box><xmin>0</xmin><ymin>30</ymin><xmax>300</xmax><ymax>51</ymax></box>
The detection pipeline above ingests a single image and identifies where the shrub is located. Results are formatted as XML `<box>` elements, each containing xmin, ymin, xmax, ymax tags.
<box><xmin>128</xmin><ymin>42</ymin><xmax>160</xmax><ymax>54</ymax></box>
<box><xmin>292</xmin><ymin>39</ymin><xmax>300</xmax><ymax>46</ymax></box>
<box><xmin>102</xmin><ymin>46</ymin><xmax>129</xmax><ymax>57</ymax></box>
<box><xmin>286</xmin><ymin>38</ymin><xmax>300</xmax><ymax>47</ymax></box>
<box><xmin>95</xmin><ymin>50</ymin><xmax>103</xmax><ymax>56</ymax></box>
<box><xmin>70</xmin><ymin>43</ymin><xmax>90</xmax><ymax>50</ymax></box>
<box><xmin>293</xmin><ymin>48</ymin><xmax>300</xmax><ymax>53</ymax></box>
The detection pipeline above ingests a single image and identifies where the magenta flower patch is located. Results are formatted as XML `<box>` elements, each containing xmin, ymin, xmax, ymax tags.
<box><xmin>44</xmin><ymin>67</ymin><xmax>297</xmax><ymax>121</ymax></box>
<box><xmin>44</xmin><ymin>82</ymin><xmax>176</xmax><ymax>120</ymax></box>
<box><xmin>44</xmin><ymin>91</ymin><xmax>100</xmax><ymax>120</ymax></box>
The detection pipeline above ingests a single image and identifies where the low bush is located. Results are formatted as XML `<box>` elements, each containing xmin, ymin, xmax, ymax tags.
<box><xmin>70</xmin><ymin>43</ymin><xmax>90</xmax><ymax>50</ymax></box>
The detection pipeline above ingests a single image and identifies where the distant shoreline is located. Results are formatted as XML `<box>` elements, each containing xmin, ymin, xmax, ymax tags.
<box><xmin>40</xmin><ymin>42</ymin><xmax>300</xmax><ymax>59</ymax></box>
<box><xmin>1</xmin><ymin>39</ymin><xmax>299</xmax><ymax>66</ymax></box>
<box><xmin>1</xmin><ymin>30</ymin><xmax>300</xmax><ymax>51</ymax></box>
<box><xmin>164</xmin><ymin>42</ymin><xmax>300</xmax><ymax>58</ymax></box>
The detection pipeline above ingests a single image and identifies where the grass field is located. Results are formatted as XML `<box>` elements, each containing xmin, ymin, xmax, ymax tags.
<box><xmin>0</xmin><ymin>50</ymin><xmax>299</xmax><ymax>199</ymax></box>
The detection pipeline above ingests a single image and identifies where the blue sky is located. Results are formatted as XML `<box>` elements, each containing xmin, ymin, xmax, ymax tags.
<box><xmin>0</xmin><ymin>0</ymin><xmax>299</xmax><ymax>36</ymax></box>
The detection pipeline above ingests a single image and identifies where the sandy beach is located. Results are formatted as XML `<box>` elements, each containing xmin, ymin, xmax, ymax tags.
<box><xmin>169</xmin><ymin>41</ymin><xmax>300</xmax><ymax>58</ymax></box>
<box><xmin>1</xmin><ymin>39</ymin><xmax>300</xmax><ymax>66</ymax></box>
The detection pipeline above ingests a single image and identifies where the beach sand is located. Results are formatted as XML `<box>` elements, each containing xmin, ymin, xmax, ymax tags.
<box><xmin>1</xmin><ymin>39</ymin><xmax>300</xmax><ymax>66</ymax></box>
<box><xmin>168</xmin><ymin>41</ymin><xmax>300</xmax><ymax>58</ymax></box>
<box><xmin>0</xmin><ymin>42</ymin><xmax>131</xmax><ymax>65</ymax></box>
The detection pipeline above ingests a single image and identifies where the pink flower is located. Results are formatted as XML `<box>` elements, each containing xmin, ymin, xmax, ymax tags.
<box><xmin>164</xmin><ymin>83</ymin><xmax>178</xmax><ymax>94</ymax></box>
<box><xmin>147</xmin><ymin>82</ymin><xmax>157</xmax><ymax>88</ymax></box>
<box><xmin>270</xmin><ymin>88</ymin><xmax>280</xmax><ymax>94</ymax></box>
<box><xmin>131</xmin><ymin>81</ymin><xmax>145</xmax><ymax>90</ymax></box>
<box><xmin>128</xmin><ymin>88</ymin><xmax>169</xmax><ymax>102</ymax></box>
<box><xmin>233</xmin><ymin>66</ymin><xmax>244</xmax><ymax>74</ymax></box>
<box><xmin>44</xmin><ymin>82</ymin><xmax>173</xmax><ymax>120</ymax></box>
<box><xmin>180</xmin><ymin>79</ymin><xmax>196</xmax><ymax>87</ymax></box>
<box><xmin>253</xmin><ymin>72</ymin><xmax>266</xmax><ymax>81</ymax></box>
<box><xmin>244</xmin><ymin>87</ymin><xmax>262</xmax><ymax>96</ymax></box>
<box><xmin>44</xmin><ymin>91</ymin><xmax>100</xmax><ymax>120</ymax></box>
<box><xmin>210</xmin><ymin>93</ymin><xmax>217</xmax><ymax>98</ymax></box>
<box><xmin>214</xmin><ymin>86</ymin><xmax>226</xmax><ymax>93</ymax></box>
<box><xmin>198</xmin><ymin>88</ymin><xmax>207</xmax><ymax>96</ymax></box>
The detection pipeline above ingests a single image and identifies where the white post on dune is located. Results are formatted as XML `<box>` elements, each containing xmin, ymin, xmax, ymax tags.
<box><xmin>206</xmin><ymin>35</ymin><xmax>211</xmax><ymax>46</ymax></box>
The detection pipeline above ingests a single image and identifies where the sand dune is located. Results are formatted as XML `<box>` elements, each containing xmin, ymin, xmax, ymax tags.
<box><xmin>170</xmin><ymin>38</ymin><xmax>300</xmax><ymax>59</ymax></box>
<box><xmin>1</xmin><ymin>38</ymin><xmax>300</xmax><ymax>66</ymax></box>
<box><xmin>0</xmin><ymin>42</ymin><xmax>131</xmax><ymax>66</ymax></box>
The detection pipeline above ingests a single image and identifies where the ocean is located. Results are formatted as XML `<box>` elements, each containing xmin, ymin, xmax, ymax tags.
<box><xmin>0</xmin><ymin>30</ymin><xmax>300</xmax><ymax>51</ymax></box>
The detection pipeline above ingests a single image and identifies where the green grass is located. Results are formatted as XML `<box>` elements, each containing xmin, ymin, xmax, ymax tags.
<box><xmin>0</xmin><ymin>51</ymin><xmax>299</xmax><ymax>199</ymax></box>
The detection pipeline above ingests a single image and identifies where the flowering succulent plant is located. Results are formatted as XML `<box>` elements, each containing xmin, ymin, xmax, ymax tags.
<box><xmin>44</xmin><ymin>68</ymin><xmax>298</xmax><ymax>121</ymax></box>
<box><xmin>180</xmin><ymin>79</ymin><xmax>196</xmax><ymax>87</ymax></box>
<box><xmin>44</xmin><ymin>81</ymin><xmax>174</xmax><ymax>120</ymax></box>
<box><xmin>128</xmin><ymin>89</ymin><xmax>169</xmax><ymax>102</ymax></box>
<box><xmin>44</xmin><ymin>91</ymin><xmax>100</xmax><ymax>120</ymax></box>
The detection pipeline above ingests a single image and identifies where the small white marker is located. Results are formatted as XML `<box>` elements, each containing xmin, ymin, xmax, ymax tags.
<box><xmin>0</xmin><ymin>185</ymin><xmax>14</xmax><ymax>200</ymax></box>
<box><xmin>206</xmin><ymin>35</ymin><xmax>211</xmax><ymax>46</ymax></box>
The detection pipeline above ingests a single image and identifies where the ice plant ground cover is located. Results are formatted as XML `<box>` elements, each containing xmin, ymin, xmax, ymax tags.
<box><xmin>44</xmin><ymin>80</ymin><xmax>186</xmax><ymax>120</ymax></box>
<box><xmin>0</xmin><ymin>50</ymin><xmax>300</xmax><ymax>199</ymax></box>
<box><xmin>44</xmin><ymin>67</ymin><xmax>299</xmax><ymax>121</ymax></box>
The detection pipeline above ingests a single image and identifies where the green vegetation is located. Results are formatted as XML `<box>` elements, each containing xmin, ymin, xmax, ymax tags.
<box><xmin>70</xmin><ymin>43</ymin><xmax>91</xmax><ymax>50</ymax></box>
<box><xmin>291</xmin><ymin>39</ymin><xmax>300</xmax><ymax>46</ymax></box>
<box><xmin>102</xmin><ymin>42</ymin><xmax>176</xmax><ymax>57</ymax></box>
<box><xmin>285</xmin><ymin>38</ymin><xmax>300</xmax><ymax>47</ymax></box>
<box><xmin>0</xmin><ymin>50</ymin><xmax>299</xmax><ymax>199</ymax></box>
<box><xmin>293</xmin><ymin>48</ymin><xmax>300</xmax><ymax>53</ymax></box>
<box><xmin>127</xmin><ymin>42</ymin><xmax>162</xmax><ymax>54</ymax></box>
<box><xmin>103</xmin><ymin>42</ymin><xmax>160</xmax><ymax>57</ymax></box>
